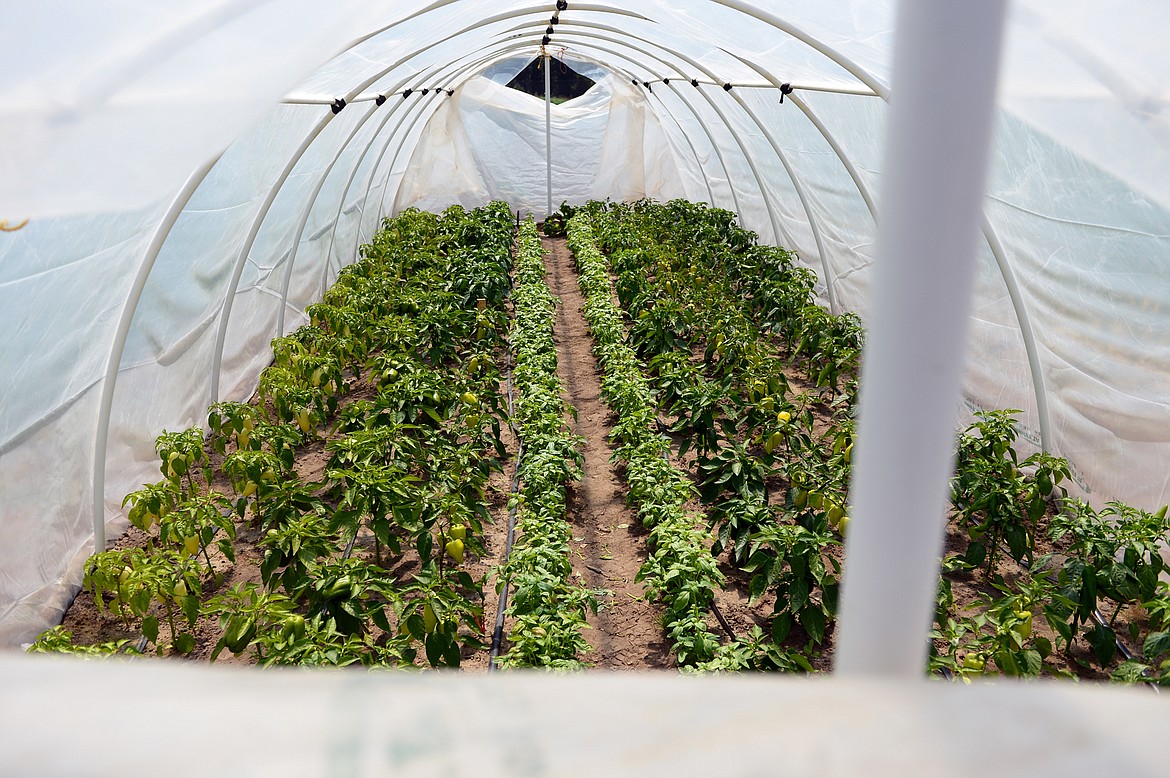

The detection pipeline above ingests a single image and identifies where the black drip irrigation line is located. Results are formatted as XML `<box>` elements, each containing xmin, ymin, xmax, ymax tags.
<box><xmin>710</xmin><ymin>600</ymin><xmax>737</xmax><ymax>640</ymax></box>
<box><xmin>487</xmin><ymin>455</ymin><xmax>522</xmax><ymax>668</ymax></box>
<box><xmin>341</xmin><ymin>527</ymin><xmax>360</xmax><ymax>561</ymax></box>
<box><xmin>488</xmin><ymin>230</ymin><xmax>527</xmax><ymax>672</ymax></box>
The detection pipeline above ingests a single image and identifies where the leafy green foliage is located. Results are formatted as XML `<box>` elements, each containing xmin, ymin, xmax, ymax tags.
<box><xmin>496</xmin><ymin>220</ymin><xmax>596</xmax><ymax>669</ymax></box>
<box><xmin>569</xmin><ymin>214</ymin><xmax>724</xmax><ymax>666</ymax></box>
<box><xmin>37</xmin><ymin>202</ymin><xmax>517</xmax><ymax>668</ymax></box>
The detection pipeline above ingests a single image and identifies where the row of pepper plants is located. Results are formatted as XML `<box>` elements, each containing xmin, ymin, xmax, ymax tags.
<box><xmin>567</xmin><ymin>215</ymin><xmax>726</xmax><ymax>665</ymax></box>
<box><xmin>495</xmin><ymin>220</ymin><xmax>597</xmax><ymax>668</ymax></box>
<box><xmin>32</xmin><ymin>202</ymin><xmax>518</xmax><ymax>668</ymax></box>
<box><xmin>569</xmin><ymin>198</ymin><xmax>1170</xmax><ymax>683</ymax></box>
<box><xmin>572</xmin><ymin>200</ymin><xmax>850</xmax><ymax>671</ymax></box>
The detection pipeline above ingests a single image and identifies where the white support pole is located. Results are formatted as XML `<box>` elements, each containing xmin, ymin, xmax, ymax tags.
<box><xmin>835</xmin><ymin>0</ymin><xmax>1009</xmax><ymax>677</ymax></box>
<box><xmin>733</xmin><ymin>52</ymin><xmax>1054</xmax><ymax>452</ymax></box>
<box><xmin>982</xmin><ymin>217</ymin><xmax>1053</xmax><ymax>452</ymax></box>
<box><xmin>358</xmin><ymin>52</ymin><xmax>505</xmax><ymax>245</ymax></box>
<box><xmin>91</xmin><ymin>154</ymin><xmax>221</xmax><ymax>554</ymax></box>
<box><xmin>786</xmin><ymin>92</ymin><xmax>879</xmax><ymax>220</ymax></box>
<box><xmin>545</xmin><ymin>49</ymin><xmax>553</xmax><ymax>219</ymax></box>
<box><xmin>723</xmin><ymin>88</ymin><xmax>838</xmax><ymax>313</ymax></box>
<box><xmin>369</xmin><ymin>95</ymin><xmax>452</xmax><ymax>268</ymax></box>
<box><xmin>209</xmin><ymin>113</ymin><xmax>333</xmax><ymax>405</ymax></box>
<box><xmin>276</xmin><ymin>103</ymin><xmax>379</xmax><ymax>338</ymax></box>
<box><xmin>549</xmin><ymin>28</ymin><xmax>783</xmax><ymax>247</ymax></box>
<box><xmin>640</xmin><ymin>85</ymin><xmax>718</xmax><ymax>206</ymax></box>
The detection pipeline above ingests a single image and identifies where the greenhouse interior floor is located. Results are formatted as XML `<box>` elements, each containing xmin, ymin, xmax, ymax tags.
<box><xmin>4</xmin><ymin>654</ymin><xmax>1169</xmax><ymax>777</ymax></box>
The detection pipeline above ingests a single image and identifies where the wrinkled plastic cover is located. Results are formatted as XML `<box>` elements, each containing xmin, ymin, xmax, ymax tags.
<box><xmin>1</xmin><ymin>0</ymin><xmax>1169</xmax><ymax>644</ymax></box>
<box><xmin>395</xmin><ymin>74</ymin><xmax>687</xmax><ymax>215</ymax></box>
<box><xmin>4</xmin><ymin>660</ymin><xmax>1170</xmax><ymax>776</ymax></box>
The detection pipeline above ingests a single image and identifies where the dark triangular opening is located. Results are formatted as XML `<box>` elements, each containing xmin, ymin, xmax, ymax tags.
<box><xmin>505</xmin><ymin>57</ymin><xmax>596</xmax><ymax>104</ymax></box>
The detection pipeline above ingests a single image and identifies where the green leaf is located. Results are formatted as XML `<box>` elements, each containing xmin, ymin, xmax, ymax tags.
<box><xmin>1080</xmin><ymin>570</ymin><xmax>1098</xmax><ymax>620</ymax></box>
<box><xmin>371</xmin><ymin>605</ymin><xmax>391</xmax><ymax>634</ymax></box>
<box><xmin>142</xmin><ymin>615</ymin><xmax>159</xmax><ymax>644</ymax></box>
<box><xmin>173</xmin><ymin>633</ymin><xmax>196</xmax><ymax>655</ymax></box>
<box><xmin>771</xmin><ymin>612</ymin><xmax>792</xmax><ymax>643</ymax></box>
<box><xmin>425</xmin><ymin>632</ymin><xmax>447</xmax><ymax>667</ymax></box>
<box><xmin>799</xmin><ymin>605</ymin><xmax>826</xmax><ymax>644</ymax></box>
<box><xmin>1086</xmin><ymin>622</ymin><xmax>1117</xmax><ymax>667</ymax></box>
<box><xmin>1143</xmin><ymin>631</ymin><xmax>1170</xmax><ymax>660</ymax></box>
<box><xmin>789</xmin><ymin>577</ymin><xmax>810</xmax><ymax>613</ymax></box>
<box><xmin>748</xmin><ymin>573</ymin><xmax>768</xmax><ymax>603</ymax></box>
<box><xmin>963</xmin><ymin>541</ymin><xmax>987</xmax><ymax>568</ymax></box>
<box><xmin>404</xmin><ymin>612</ymin><xmax>425</xmax><ymax>641</ymax></box>
<box><xmin>179</xmin><ymin>594</ymin><xmax>199</xmax><ymax>625</ymax></box>
<box><xmin>442</xmin><ymin>634</ymin><xmax>462</xmax><ymax>667</ymax></box>
<box><xmin>1004</xmin><ymin>522</ymin><xmax>1028</xmax><ymax>562</ymax></box>
<box><xmin>1049</xmin><ymin>614</ymin><xmax>1073</xmax><ymax>645</ymax></box>
<box><xmin>1111</xmin><ymin>659</ymin><xmax>1151</xmax><ymax>685</ymax></box>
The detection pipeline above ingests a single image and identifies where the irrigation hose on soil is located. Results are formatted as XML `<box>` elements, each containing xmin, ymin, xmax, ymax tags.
<box><xmin>488</xmin><ymin>256</ymin><xmax>525</xmax><ymax>671</ymax></box>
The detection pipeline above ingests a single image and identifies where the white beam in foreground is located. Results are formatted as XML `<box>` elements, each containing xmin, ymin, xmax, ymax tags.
<box><xmin>836</xmin><ymin>0</ymin><xmax>1010</xmax><ymax>676</ymax></box>
<box><xmin>3</xmin><ymin>657</ymin><xmax>1169</xmax><ymax>776</ymax></box>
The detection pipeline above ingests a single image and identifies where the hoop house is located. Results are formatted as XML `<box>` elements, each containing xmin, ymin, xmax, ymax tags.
<box><xmin>3</xmin><ymin>1</ymin><xmax>1170</xmax><ymax>773</ymax></box>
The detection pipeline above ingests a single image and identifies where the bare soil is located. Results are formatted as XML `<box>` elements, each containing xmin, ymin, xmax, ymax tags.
<box><xmin>542</xmin><ymin>236</ymin><xmax>673</xmax><ymax>669</ymax></box>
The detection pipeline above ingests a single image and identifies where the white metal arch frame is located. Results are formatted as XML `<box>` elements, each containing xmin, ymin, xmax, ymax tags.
<box><xmin>319</xmin><ymin>7</ymin><xmax>837</xmax><ymax>293</ymax></box>
<box><xmin>343</xmin><ymin>6</ymin><xmax>767</xmax><ymax>239</ymax></box>
<box><xmin>354</xmin><ymin>34</ymin><xmax>753</xmax><ymax>246</ymax></box>
<box><xmin>207</xmin><ymin>8</ymin><xmax>591</xmax><ymax>402</ymax></box>
<box><xmin>364</xmin><ymin>33</ymin><xmax>752</xmax><ymax>231</ymax></box>
<box><xmin>338</xmin><ymin>42</ymin><xmax>716</xmax><ymax>257</ymax></box>
<box><xmin>488</xmin><ymin>30</ymin><xmax>767</xmax><ymax>243</ymax></box>
<box><xmin>95</xmin><ymin>23</ymin><xmax>514</xmax><ymax>552</ymax></box>
<box><xmin>550</xmin><ymin>21</ymin><xmax>836</xmax><ymax>310</ymax></box>
<box><xmin>314</xmin><ymin>8</ymin><xmax>707</xmax><ymax>276</ymax></box>
<box><xmin>553</xmin><ymin>49</ymin><xmax>720</xmax><ymax>206</ymax></box>
<box><xmin>274</xmin><ymin>49</ymin><xmax>495</xmax><ymax>338</ymax></box>
<box><xmin>334</xmin><ymin>13</ymin><xmax>837</xmax><ymax>303</ymax></box>
<box><xmin>720</xmin><ymin>50</ymin><xmax>881</xmax><ymax>307</ymax></box>
<box><xmin>331</xmin><ymin>4</ymin><xmax>803</xmax><ymax>276</ymax></box>
<box><xmin>274</xmin><ymin>101</ymin><xmax>383</xmax><ymax>338</ymax></box>
<box><xmin>91</xmin><ymin>11</ymin><xmax>484</xmax><ymax>552</ymax></box>
<box><xmin>714</xmin><ymin>54</ymin><xmax>883</xmax><ymax>307</ymax></box>
<box><xmin>542</xmin><ymin>27</ymin><xmax>785</xmax><ymax>246</ymax></box>
<box><xmin>313</xmin><ymin>51</ymin><xmax>511</xmax><ymax>296</ymax></box>
<box><xmin>706</xmin><ymin>0</ymin><xmax>1053</xmax><ymax>451</ymax></box>
<box><xmin>88</xmin><ymin>0</ymin><xmax>1054</xmax><ymax>557</ymax></box>
<box><xmin>207</xmin><ymin>109</ymin><xmax>339</xmax><ymax>405</ymax></box>
<box><xmin>786</xmin><ymin>92</ymin><xmax>878</xmax><ymax>219</ymax></box>
<box><xmin>90</xmin><ymin>155</ymin><xmax>222</xmax><ymax>553</ymax></box>
<box><xmin>513</xmin><ymin>39</ymin><xmax>739</xmax><ymax>217</ymax></box>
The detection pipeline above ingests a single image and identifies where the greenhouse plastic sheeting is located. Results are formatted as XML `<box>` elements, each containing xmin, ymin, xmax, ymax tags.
<box><xmin>395</xmin><ymin>74</ymin><xmax>688</xmax><ymax>215</ymax></box>
<box><xmin>1</xmin><ymin>0</ymin><xmax>1169</xmax><ymax>646</ymax></box>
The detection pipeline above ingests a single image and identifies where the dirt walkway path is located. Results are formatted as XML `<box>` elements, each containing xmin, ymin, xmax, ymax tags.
<box><xmin>542</xmin><ymin>236</ymin><xmax>672</xmax><ymax>670</ymax></box>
